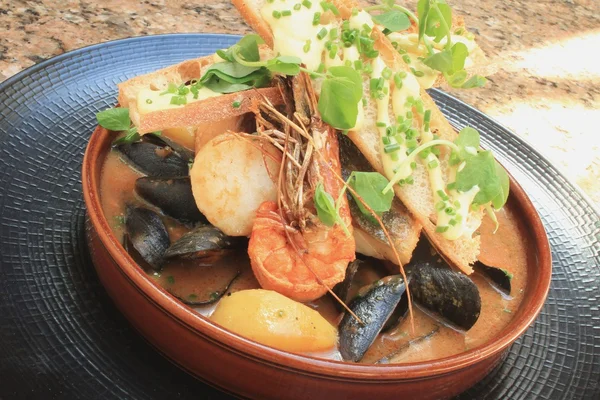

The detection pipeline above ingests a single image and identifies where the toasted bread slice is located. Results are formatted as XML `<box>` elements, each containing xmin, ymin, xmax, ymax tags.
<box><xmin>232</xmin><ymin>0</ymin><xmax>481</xmax><ymax>273</ymax></box>
<box><xmin>117</xmin><ymin>47</ymin><xmax>283</xmax><ymax>135</ymax></box>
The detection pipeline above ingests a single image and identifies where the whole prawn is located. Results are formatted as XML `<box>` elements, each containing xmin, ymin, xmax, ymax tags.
<box><xmin>248</xmin><ymin>73</ymin><xmax>356</xmax><ymax>302</ymax></box>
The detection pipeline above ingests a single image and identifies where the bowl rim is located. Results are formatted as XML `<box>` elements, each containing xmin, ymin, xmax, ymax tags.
<box><xmin>82</xmin><ymin>124</ymin><xmax>552</xmax><ymax>380</ymax></box>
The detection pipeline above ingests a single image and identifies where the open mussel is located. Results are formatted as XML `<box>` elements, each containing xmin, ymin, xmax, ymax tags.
<box><xmin>409</xmin><ymin>261</ymin><xmax>481</xmax><ymax>330</ymax></box>
<box><xmin>125</xmin><ymin>206</ymin><xmax>170</xmax><ymax>271</ymax></box>
<box><xmin>135</xmin><ymin>176</ymin><xmax>207</xmax><ymax>224</ymax></box>
<box><xmin>339</xmin><ymin>275</ymin><xmax>409</xmax><ymax>362</ymax></box>
<box><xmin>116</xmin><ymin>140</ymin><xmax>190</xmax><ymax>177</ymax></box>
<box><xmin>142</xmin><ymin>134</ymin><xmax>194</xmax><ymax>162</ymax></box>
<box><xmin>164</xmin><ymin>225</ymin><xmax>241</xmax><ymax>260</ymax></box>
<box><xmin>474</xmin><ymin>260</ymin><xmax>512</xmax><ymax>295</ymax></box>
<box><xmin>332</xmin><ymin>259</ymin><xmax>361</xmax><ymax>312</ymax></box>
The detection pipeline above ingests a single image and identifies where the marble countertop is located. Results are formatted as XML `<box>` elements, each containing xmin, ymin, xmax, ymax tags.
<box><xmin>1</xmin><ymin>0</ymin><xmax>599</xmax><ymax>206</ymax></box>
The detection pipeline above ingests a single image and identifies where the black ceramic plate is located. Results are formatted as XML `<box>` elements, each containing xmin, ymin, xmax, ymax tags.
<box><xmin>0</xmin><ymin>34</ymin><xmax>598</xmax><ymax>400</ymax></box>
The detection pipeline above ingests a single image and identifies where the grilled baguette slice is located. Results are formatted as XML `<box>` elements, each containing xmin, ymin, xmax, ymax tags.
<box><xmin>117</xmin><ymin>47</ymin><xmax>283</xmax><ymax>136</ymax></box>
<box><xmin>232</xmin><ymin>0</ymin><xmax>483</xmax><ymax>273</ymax></box>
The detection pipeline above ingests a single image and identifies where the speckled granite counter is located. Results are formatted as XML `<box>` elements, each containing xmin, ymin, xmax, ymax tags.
<box><xmin>1</xmin><ymin>0</ymin><xmax>599</xmax><ymax>206</ymax></box>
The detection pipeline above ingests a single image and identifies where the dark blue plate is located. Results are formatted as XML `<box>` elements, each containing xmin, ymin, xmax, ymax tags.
<box><xmin>0</xmin><ymin>34</ymin><xmax>598</xmax><ymax>400</ymax></box>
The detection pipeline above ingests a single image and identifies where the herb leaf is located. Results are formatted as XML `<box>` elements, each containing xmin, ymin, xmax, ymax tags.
<box><xmin>454</xmin><ymin>150</ymin><xmax>509</xmax><ymax>209</ymax></box>
<box><xmin>451</xmin><ymin>42</ymin><xmax>469</xmax><ymax>73</ymax></box>
<box><xmin>348</xmin><ymin>172</ymin><xmax>394</xmax><ymax>219</ymax></box>
<box><xmin>113</xmin><ymin>127</ymin><xmax>140</xmax><ymax>145</ymax></box>
<box><xmin>266</xmin><ymin>56</ymin><xmax>302</xmax><ymax>75</ymax></box>
<box><xmin>318</xmin><ymin>66</ymin><xmax>363</xmax><ymax>130</ymax></box>
<box><xmin>426</xmin><ymin>1</ymin><xmax>452</xmax><ymax>43</ymax></box>
<box><xmin>423</xmin><ymin>50</ymin><xmax>453</xmax><ymax>73</ymax></box>
<box><xmin>450</xmin><ymin>126</ymin><xmax>480</xmax><ymax>164</ymax></box>
<box><xmin>237</xmin><ymin>34</ymin><xmax>264</xmax><ymax>62</ymax></box>
<box><xmin>314</xmin><ymin>183</ymin><xmax>338</xmax><ymax>226</ymax></box>
<box><xmin>372</xmin><ymin>10</ymin><xmax>411</xmax><ymax>33</ymax></box>
<box><xmin>417</xmin><ymin>0</ymin><xmax>430</xmax><ymax>41</ymax></box>
<box><xmin>96</xmin><ymin>108</ymin><xmax>130</xmax><ymax>131</ymax></box>
<box><xmin>461</xmin><ymin>75</ymin><xmax>487</xmax><ymax>89</ymax></box>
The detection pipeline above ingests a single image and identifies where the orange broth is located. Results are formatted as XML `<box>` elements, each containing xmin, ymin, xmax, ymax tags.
<box><xmin>99</xmin><ymin>148</ymin><xmax>529</xmax><ymax>364</ymax></box>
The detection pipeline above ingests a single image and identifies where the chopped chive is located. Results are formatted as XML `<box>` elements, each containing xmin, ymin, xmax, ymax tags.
<box><xmin>436</xmin><ymin>225</ymin><xmax>449</xmax><ymax>233</ymax></box>
<box><xmin>385</xmin><ymin>143</ymin><xmax>401</xmax><ymax>153</ymax></box>
<box><xmin>390</xmin><ymin>152</ymin><xmax>399</xmax><ymax>161</ymax></box>
<box><xmin>145</xmin><ymin>99</ymin><xmax>153</xmax><ymax>104</ymax></box>
<box><xmin>329</xmin><ymin>43</ymin><xmax>338</xmax><ymax>59</ymax></box>
<box><xmin>272</xmin><ymin>10</ymin><xmax>282</xmax><ymax>18</ymax></box>
<box><xmin>282</xmin><ymin>10</ymin><xmax>292</xmax><ymax>16</ymax></box>
<box><xmin>354</xmin><ymin>60</ymin><xmax>363</xmax><ymax>70</ymax></box>
<box><xmin>437</xmin><ymin>190</ymin><xmax>449</xmax><ymax>201</ymax></box>
<box><xmin>294</xmin><ymin>3</ymin><xmax>302</xmax><ymax>10</ymax></box>
<box><xmin>405</xmin><ymin>176</ymin><xmax>414</xmax><ymax>184</ymax></box>
<box><xmin>411</xmin><ymin>68</ymin><xmax>425</xmax><ymax>77</ymax></box>
<box><xmin>406</xmin><ymin>110</ymin><xmax>413</xmax><ymax>119</ymax></box>
<box><xmin>445</xmin><ymin>207</ymin><xmax>455</xmax><ymax>215</ymax></box>
<box><xmin>415</xmin><ymin>100</ymin><xmax>424</xmax><ymax>115</ymax></box>
<box><xmin>503</xmin><ymin>308</ymin><xmax>512</xmax><ymax>314</ymax></box>
<box><xmin>376</xmin><ymin>121</ymin><xmax>386</xmax><ymax>127</ymax></box>
<box><xmin>317</xmin><ymin>62</ymin><xmax>325</xmax><ymax>73</ymax></box>
<box><xmin>382</xmin><ymin>67</ymin><xmax>392</xmax><ymax>80</ymax></box>
<box><xmin>303</xmin><ymin>40</ymin><xmax>311</xmax><ymax>53</ymax></box>
<box><xmin>170</xmin><ymin>95</ymin><xmax>187</xmax><ymax>105</ymax></box>
<box><xmin>449</xmin><ymin>219</ymin><xmax>457</xmax><ymax>226</ymax></box>
<box><xmin>317</xmin><ymin>27</ymin><xmax>328</xmax><ymax>40</ymax></box>
<box><xmin>302</xmin><ymin>0</ymin><xmax>312</xmax><ymax>8</ymax></box>
<box><xmin>232</xmin><ymin>101</ymin><xmax>241</xmax><ymax>108</ymax></box>
<box><xmin>455</xmin><ymin>214</ymin><xmax>463</xmax><ymax>223</ymax></box>
<box><xmin>410</xmin><ymin>161</ymin><xmax>417</xmax><ymax>169</ymax></box>
<box><xmin>402</xmin><ymin>54</ymin><xmax>411</xmax><ymax>64</ymax></box>
<box><xmin>424</xmin><ymin>109</ymin><xmax>432</xmax><ymax>123</ymax></box>
<box><xmin>312</xmin><ymin>11</ymin><xmax>321</xmax><ymax>25</ymax></box>
<box><xmin>435</xmin><ymin>201</ymin><xmax>446</xmax><ymax>211</ymax></box>
<box><xmin>394</xmin><ymin>73</ymin><xmax>403</xmax><ymax>87</ymax></box>
<box><xmin>351</xmin><ymin>7</ymin><xmax>358</xmax><ymax>16</ymax></box>
<box><xmin>428</xmin><ymin>159</ymin><xmax>439</xmax><ymax>169</ymax></box>
<box><xmin>399</xmin><ymin>71</ymin><xmax>407</xmax><ymax>78</ymax></box>
<box><xmin>344</xmin><ymin>60</ymin><xmax>352</xmax><ymax>67</ymax></box>
<box><xmin>382</xmin><ymin>136</ymin><xmax>391</xmax><ymax>145</ymax></box>
<box><xmin>453</xmin><ymin>200</ymin><xmax>461</xmax><ymax>207</ymax></box>
<box><xmin>446</xmin><ymin>182</ymin><xmax>457</xmax><ymax>191</ymax></box>
<box><xmin>386</xmin><ymin>125</ymin><xmax>397</xmax><ymax>136</ymax></box>
<box><xmin>329</xmin><ymin>28</ymin><xmax>338</xmax><ymax>40</ymax></box>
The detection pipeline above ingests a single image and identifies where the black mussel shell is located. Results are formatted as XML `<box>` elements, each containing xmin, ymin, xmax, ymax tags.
<box><xmin>339</xmin><ymin>275</ymin><xmax>408</xmax><ymax>362</ymax></box>
<box><xmin>164</xmin><ymin>225</ymin><xmax>241</xmax><ymax>259</ymax></box>
<box><xmin>135</xmin><ymin>176</ymin><xmax>207</xmax><ymax>224</ymax></box>
<box><xmin>474</xmin><ymin>260</ymin><xmax>512</xmax><ymax>295</ymax></box>
<box><xmin>116</xmin><ymin>142</ymin><xmax>189</xmax><ymax>177</ymax></box>
<box><xmin>142</xmin><ymin>134</ymin><xmax>194</xmax><ymax>162</ymax></box>
<box><xmin>410</xmin><ymin>262</ymin><xmax>481</xmax><ymax>330</ymax></box>
<box><xmin>332</xmin><ymin>259</ymin><xmax>362</xmax><ymax>312</ymax></box>
<box><xmin>381</xmin><ymin>293</ymin><xmax>409</xmax><ymax>333</ymax></box>
<box><xmin>125</xmin><ymin>206</ymin><xmax>170</xmax><ymax>271</ymax></box>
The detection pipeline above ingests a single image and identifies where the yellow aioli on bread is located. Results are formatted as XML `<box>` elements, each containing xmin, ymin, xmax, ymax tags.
<box><xmin>261</xmin><ymin>0</ymin><xmax>331</xmax><ymax>71</ymax></box>
<box><xmin>137</xmin><ymin>86</ymin><xmax>221</xmax><ymax>114</ymax></box>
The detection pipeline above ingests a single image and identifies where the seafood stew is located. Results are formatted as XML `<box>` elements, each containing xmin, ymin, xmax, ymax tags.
<box><xmin>98</xmin><ymin>77</ymin><xmax>529</xmax><ymax>365</ymax></box>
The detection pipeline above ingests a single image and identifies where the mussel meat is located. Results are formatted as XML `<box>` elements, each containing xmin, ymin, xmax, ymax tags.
<box><xmin>142</xmin><ymin>133</ymin><xmax>195</xmax><ymax>162</ymax></box>
<box><xmin>164</xmin><ymin>225</ymin><xmax>241</xmax><ymax>260</ymax></box>
<box><xmin>135</xmin><ymin>176</ymin><xmax>207</xmax><ymax>224</ymax></box>
<box><xmin>409</xmin><ymin>261</ymin><xmax>481</xmax><ymax>330</ymax></box>
<box><xmin>339</xmin><ymin>275</ymin><xmax>409</xmax><ymax>362</ymax></box>
<box><xmin>125</xmin><ymin>206</ymin><xmax>170</xmax><ymax>270</ymax></box>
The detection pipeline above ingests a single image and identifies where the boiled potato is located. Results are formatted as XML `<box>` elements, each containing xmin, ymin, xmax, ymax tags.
<box><xmin>210</xmin><ymin>289</ymin><xmax>338</xmax><ymax>353</ymax></box>
<box><xmin>190</xmin><ymin>134</ymin><xmax>279</xmax><ymax>236</ymax></box>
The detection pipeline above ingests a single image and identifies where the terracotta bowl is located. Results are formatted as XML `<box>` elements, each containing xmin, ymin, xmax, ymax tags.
<box><xmin>82</xmin><ymin>125</ymin><xmax>552</xmax><ymax>400</ymax></box>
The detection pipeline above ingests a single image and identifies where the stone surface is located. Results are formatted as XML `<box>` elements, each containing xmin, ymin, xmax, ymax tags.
<box><xmin>1</xmin><ymin>0</ymin><xmax>598</xmax><ymax>206</ymax></box>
